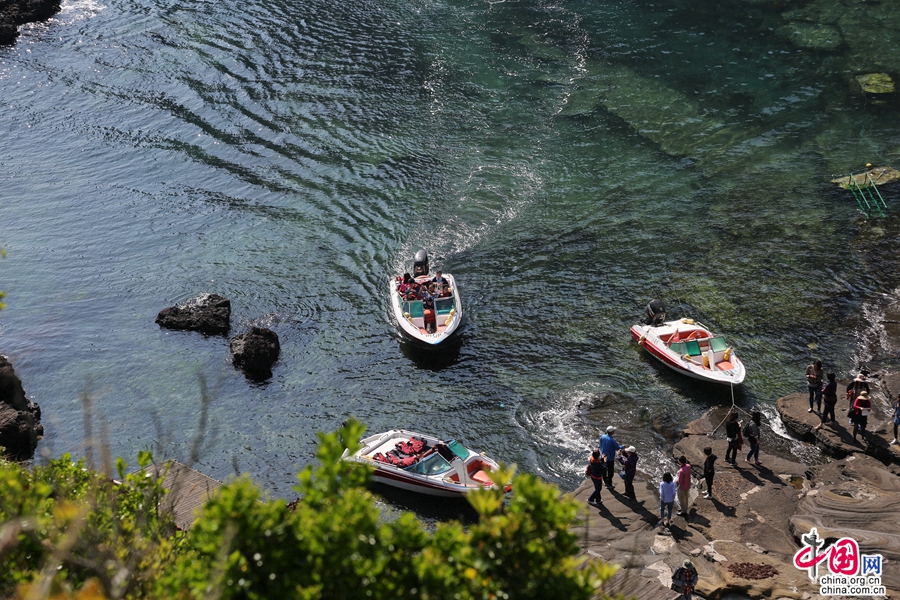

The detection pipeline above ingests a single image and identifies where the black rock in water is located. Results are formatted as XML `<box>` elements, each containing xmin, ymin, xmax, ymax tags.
<box><xmin>0</xmin><ymin>0</ymin><xmax>63</xmax><ymax>46</ymax></box>
<box><xmin>230</xmin><ymin>327</ymin><xmax>280</xmax><ymax>380</ymax></box>
<box><xmin>156</xmin><ymin>293</ymin><xmax>231</xmax><ymax>335</ymax></box>
<box><xmin>0</xmin><ymin>355</ymin><xmax>43</xmax><ymax>460</ymax></box>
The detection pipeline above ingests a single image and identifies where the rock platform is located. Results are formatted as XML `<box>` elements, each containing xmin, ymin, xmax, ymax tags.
<box><xmin>574</xmin><ymin>401</ymin><xmax>900</xmax><ymax>599</ymax></box>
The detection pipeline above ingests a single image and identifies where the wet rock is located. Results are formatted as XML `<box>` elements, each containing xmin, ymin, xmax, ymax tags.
<box><xmin>156</xmin><ymin>293</ymin><xmax>231</xmax><ymax>335</ymax></box>
<box><xmin>230</xmin><ymin>327</ymin><xmax>280</xmax><ymax>380</ymax></box>
<box><xmin>777</xmin><ymin>391</ymin><xmax>900</xmax><ymax>464</ymax></box>
<box><xmin>0</xmin><ymin>0</ymin><xmax>62</xmax><ymax>46</ymax></box>
<box><xmin>856</xmin><ymin>73</ymin><xmax>896</xmax><ymax>95</ymax></box>
<box><xmin>830</xmin><ymin>166</ymin><xmax>900</xmax><ymax>190</ymax></box>
<box><xmin>0</xmin><ymin>355</ymin><xmax>43</xmax><ymax>459</ymax></box>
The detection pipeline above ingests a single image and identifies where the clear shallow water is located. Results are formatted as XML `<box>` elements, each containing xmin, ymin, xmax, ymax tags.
<box><xmin>2</xmin><ymin>0</ymin><xmax>900</xmax><ymax>500</ymax></box>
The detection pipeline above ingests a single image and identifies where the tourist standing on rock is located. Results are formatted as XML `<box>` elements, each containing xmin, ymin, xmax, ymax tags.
<box><xmin>676</xmin><ymin>455</ymin><xmax>692</xmax><ymax>516</ymax></box>
<box><xmin>806</xmin><ymin>359</ymin><xmax>824</xmax><ymax>413</ymax></box>
<box><xmin>658</xmin><ymin>472</ymin><xmax>676</xmax><ymax>528</ymax></box>
<box><xmin>890</xmin><ymin>396</ymin><xmax>900</xmax><ymax>446</ymax></box>
<box><xmin>744</xmin><ymin>411</ymin><xmax>762</xmax><ymax>466</ymax></box>
<box><xmin>599</xmin><ymin>426</ymin><xmax>624</xmax><ymax>488</ymax></box>
<box><xmin>702</xmin><ymin>446</ymin><xmax>716</xmax><ymax>499</ymax></box>
<box><xmin>724</xmin><ymin>411</ymin><xmax>741</xmax><ymax>465</ymax></box>
<box><xmin>671</xmin><ymin>559</ymin><xmax>698</xmax><ymax>599</ymax></box>
<box><xmin>585</xmin><ymin>449</ymin><xmax>606</xmax><ymax>508</ymax></box>
<box><xmin>852</xmin><ymin>390</ymin><xmax>872</xmax><ymax>443</ymax></box>
<box><xmin>815</xmin><ymin>372</ymin><xmax>838</xmax><ymax>431</ymax></box>
<box><xmin>846</xmin><ymin>370</ymin><xmax>870</xmax><ymax>409</ymax></box>
<box><xmin>618</xmin><ymin>445</ymin><xmax>638</xmax><ymax>501</ymax></box>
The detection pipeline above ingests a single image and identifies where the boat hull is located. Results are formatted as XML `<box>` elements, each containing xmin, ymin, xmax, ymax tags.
<box><xmin>630</xmin><ymin>319</ymin><xmax>745</xmax><ymax>385</ymax></box>
<box><xmin>343</xmin><ymin>429</ymin><xmax>503</xmax><ymax>498</ymax></box>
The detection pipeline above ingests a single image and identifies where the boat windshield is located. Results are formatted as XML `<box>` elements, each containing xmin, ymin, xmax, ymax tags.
<box><xmin>407</xmin><ymin>453</ymin><xmax>452</xmax><ymax>475</ymax></box>
<box><xmin>446</xmin><ymin>439</ymin><xmax>471</xmax><ymax>460</ymax></box>
<box><xmin>709</xmin><ymin>337</ymin><xmax>727</xmax><ymax>352</ymax></box>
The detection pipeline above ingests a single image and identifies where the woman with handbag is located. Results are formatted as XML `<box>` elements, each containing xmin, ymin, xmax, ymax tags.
<box><xmin>853</xmin><ymin>391</ymin><xmax>872</xmax><ymax>443</ymax></box>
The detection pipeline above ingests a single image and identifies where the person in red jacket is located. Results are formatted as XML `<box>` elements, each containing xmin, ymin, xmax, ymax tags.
<box><xmin>676</xmin><ymin>455</ymin><xmax>692</xmax><ymax>518</ymax></box>
<box><xmin>585</xmin><ymin>449</ymin><xmax>606</xmax><ymax>507</ymax></box>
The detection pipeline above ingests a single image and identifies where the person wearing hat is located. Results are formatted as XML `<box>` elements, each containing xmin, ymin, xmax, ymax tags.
<box><xmin>852</xmin><ymin>390</ymin><xmax>873</xmax><ymax>442</ymax></box>
<box><xmin>671</xmin><ymin>559</ymin><xmax>698</xmax><ymax>599</ymax></box>
<box><xmin>599</xmin><ymin>426</ymin><xmax>624</xmax><ymax>488</ymax></box>
<box><xmin>617</xmin><ymin>445</ymin><xmax>639</xmax><ymax>501</ymax></box>
<box><xmin>846</xmin><ymin>371</ymin><xmax>870</xmax><ymax>409</ymax></box>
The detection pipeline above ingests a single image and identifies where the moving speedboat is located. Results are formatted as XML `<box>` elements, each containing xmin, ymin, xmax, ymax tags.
<box><xmin>390</xmin><ymin>250</ymin><xmax>462</xmax><ymax>346</ymax></box>
<box><xmin>341</xmin><ymin>429</ymin><xmax>509</xmax><ymax>497</ymax></box>
<box><xmin>630</xmin><ymin>300</ymin><xmax>746</xmax><ymax>386</ymax></box>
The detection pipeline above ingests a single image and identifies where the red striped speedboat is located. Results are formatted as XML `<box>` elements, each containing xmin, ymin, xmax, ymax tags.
<box><xmin>630</xmin><ymin>300</ymin><xmax>745</xmax><ymax>386</ymax></box>
<box><xmin>341</xmin><ymin>429</ymin><xmax>508</xmax><ymax>497</ymax></box>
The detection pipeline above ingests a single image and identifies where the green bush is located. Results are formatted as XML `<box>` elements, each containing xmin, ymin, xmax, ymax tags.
<box><xmin>2</xmin><ymin>420</ymin><xmax>617</xmax><ymax>600</ymax></box>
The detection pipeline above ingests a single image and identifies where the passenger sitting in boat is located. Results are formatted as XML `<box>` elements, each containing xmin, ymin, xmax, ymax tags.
<box><xmin>422</xmin><ymin>289</ymin><xmax>435</xmax><ymax>310</ymax></box>
<box><xmin>432</xmin><ymin>271</ymin><xmax>447</xmax><ymax>294</ymax></box>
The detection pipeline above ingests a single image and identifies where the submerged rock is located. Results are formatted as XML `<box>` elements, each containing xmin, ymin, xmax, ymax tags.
<box><xmin>776</xmin><ymin>22</ymin><xmax>843</xmax><ymax>50</ymax></box>
<box><xmin>156</xmin><ymin>293</ymin><xmax>231</xmax><ymax>335</ymax></box>
<box><xmin>856</xmin><ymin>72</ymin><xmax>896</xmax><ymax>94</ymax></box>
<box><xmin>0</xmin><ymin>356</ymin><xmax>43</xmax><ymax>460</ymax></box>
<box><xmin>230</xmin><ymin>327</ymin><xmax>280</xmax><ymax>380</ymax></box>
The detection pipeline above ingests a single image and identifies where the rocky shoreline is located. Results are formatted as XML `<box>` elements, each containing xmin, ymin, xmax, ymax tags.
<box><xmin>574</xmin><ymin>381</ymin><xmax>900</xmax><ymax>600</ymax></box>
<box><xmin>0</xmin><ymin>0</ymin><xmax>62</xmax><ymax>46</ymax></box>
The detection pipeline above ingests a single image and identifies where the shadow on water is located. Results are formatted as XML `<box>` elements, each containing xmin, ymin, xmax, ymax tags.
<box><xmin>369</xmin><ymin>482</ymin><xmax>480</xmax><ymax>526</ymax></box>
<box><xmin>399</xmin><ymin>335</ymin><xmax>464</xmax><ymax>372</ymax></box>
<box><xmin>640</xmin><ymin>355</ymin><xmax>753</xmax><ymax>408</ymax></box>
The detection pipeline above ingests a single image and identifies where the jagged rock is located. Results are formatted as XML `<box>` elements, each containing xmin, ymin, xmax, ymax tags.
<box><xmin>0</xmin><ymin>355</ymin><xmax>42</xmax><ymax>459</ymax></box>
<box><xmin>156</xmin><ymin>294</ymin><xmax>231</xmax><ymax>335</ymax></box>
<box><xmin>0</xmin><ymin>0</ymin><xmax>62</xmax><ymax>46</ymax></box>
<box><xmin>776</xmin><ymin>391</ymin><xmax>900</xmax><ymax>464</ymax></box>
<box><xmin>230</xmin><ymin>327</ymin><xmax>280</xmax><ymax>380</ymax></box>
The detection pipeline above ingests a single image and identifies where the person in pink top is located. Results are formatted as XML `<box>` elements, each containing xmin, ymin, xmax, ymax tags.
<box><xmin>676</xmin><ymin>455</ymin><xmax>692</xmax><ymax>517</ymax></box>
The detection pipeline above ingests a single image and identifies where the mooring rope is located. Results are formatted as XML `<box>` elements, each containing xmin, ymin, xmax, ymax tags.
<box><xmin>708</xmin><ymin>381</ymin><xmax>755</xmax><ymax>435</ymax></box>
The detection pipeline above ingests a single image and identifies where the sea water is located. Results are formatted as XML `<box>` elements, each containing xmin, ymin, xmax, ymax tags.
<box><xmin>1</xmin><ymin>0</ymin><xmax>900</xmax><ymax>500</ymax></box>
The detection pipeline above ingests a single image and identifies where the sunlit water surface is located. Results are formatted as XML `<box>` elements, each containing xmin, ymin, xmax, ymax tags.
<box><xmin>2</xmin><ymin>0</ymin><xmax>900</xmax><ymax>505</ymax></box>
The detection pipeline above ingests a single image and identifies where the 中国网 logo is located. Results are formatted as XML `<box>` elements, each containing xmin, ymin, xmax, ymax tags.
<box><xmin>793</xmin><ymin>527</ymin><xmax>885</xmax><ymax>596</ymax></box>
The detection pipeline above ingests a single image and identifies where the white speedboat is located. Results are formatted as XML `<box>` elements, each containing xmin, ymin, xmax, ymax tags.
<box><xmin>630</xmin><ymin>300</ymin><xmax>745</xmax><ymax>386</ymax></box>
<box><xmin>341</xmin><ymin>429</ymin><xmax>509</xmax><ymax>497</ymax></box>
<box><xmin>390</xmin><ymin>250</ymin><xmax>462</xmax><ymax>346</ymax></box>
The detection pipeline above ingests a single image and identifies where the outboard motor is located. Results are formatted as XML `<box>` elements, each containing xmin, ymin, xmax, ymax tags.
<box><xmin>644</xmin><ymin>300</ymin><xmax>666</xmax><ymax>326</ymax></box>
<box><xmin>413</xmin><ymin>249</ymin><xmax>429</xmax><ymax>277</ymax></box>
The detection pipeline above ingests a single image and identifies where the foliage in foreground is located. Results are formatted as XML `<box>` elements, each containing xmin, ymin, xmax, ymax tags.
<box><xmin>1</xmin><ymin>420</ymin><xmax>618</xmax><ymax>599</ymax></box>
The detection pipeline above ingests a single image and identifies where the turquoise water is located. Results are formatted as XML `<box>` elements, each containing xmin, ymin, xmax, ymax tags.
<box><xmin>2</xmin><ymin>0</ymin><xmax>900</xmax><ymax>498</ymax></box>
